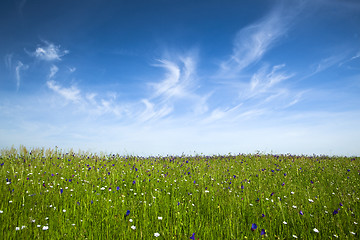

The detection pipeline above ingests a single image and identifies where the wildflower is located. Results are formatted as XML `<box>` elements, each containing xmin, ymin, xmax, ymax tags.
<box><xmin>293</xmin><ymin>235</ymin><xmax>298</xmax><ymax>238</ymax></box>
<box><xmin>313</xmin><ymin>228</ymin><xmax>319</xmax><ymax>233</ymax></box>
<box><xmin>292</xmin><ymin>205</ymin><xmax>297</xmax><ymax>209</ymax></box>
<box><xmin>21</xmin><ymin>226</ymin><xmax>26</xmax><ymax>229</ymax></box>
<box><xmin>154</xmin><ymin>232</ymin><xmax>160</xmax><ymax>237</ymax></box>
<box><xmin>291</xmin><ymin>191</ymin><xmax>295</xmax><ymax>194</ymax></box>
<box><xmin>251</xmin><ymin>223</ymin><xmax>257</xmax><ymax>231</ymax></box>
<box><xmin>63</xmin><ymin>209</ymin><xmax>66</xmax><ymax>212</ymax></box>
<box><xmin>42</xmin><ymin>226</ymin><xmax>49</xmax><ymax>230</ymax></box>
<box><xmin>0</xmin><ymin>210</ymin><xmax>3</xmax><ymax>213</ymax></box>
<box><xmin>15</xmin><ymin>227</ymin><xmax>20</xmax><ymax>231</ymax></box>
<box><xmin>350</xmin><ymin>231</ymin><xmax>356</xmax><ymax>235</ymax></box>
<box><xmin>37</xmin><ymin>225</ymin><xmax>41</xmax><ymax>228</ymax></box>
<box><xmin>333</xmin><ymin>210</ymin><xmax>338</xmax><ymax>215</ymax></box>
<box><xmin>124</xmin><ymin>210</ymin><xmax>130</xmax><ymax>218</ymax></box>
<box><xmin>158</xmin><ymin>216</ymin><xmax>163</xmax><ymax>220</ymax></box>
<box><xmin>129</xmin><ymin>219</ymin><xmax>133</xmax><ymax>222</ymax></box>
<box><xmin>299</xmin><ymin>211</ymin><xmax>304</xmax><ymax>215</ymax></box>
<box><xmin>260</xmin><ymin>229</ymin><xmax>266</xmax><ymax>236</ymax></box>
<box><xmin>190</xmin><ymin>233</ymin><xmax>196</xmax><ymax>239</ymax></box>
<box><xmin>283</xmin><ymin>221</ymin><xmax>287</xmax><ymax>225</ymax></box>
<box><xmin>131</xmin><ymin>225</ymin><xmax>136</xmax><ymax>230</ymax></box>
<box><xmin>60</xmin><ymin>189</ymin><xmax>63</xmax><ymax>194</ymax></box>
<box><xmin>333</xmin><ymin>234</ymin><xmax>338</xmax><ymax>238</ymax></box>
<box><xmin>308</xmin><ymin>199</ymin><xmax>314</xmax><ymax>203</ymax></box>
<box><xmin>339</xmin><ymin>202</ymin><xmax>343</xmax><ymax>207</ymax></box>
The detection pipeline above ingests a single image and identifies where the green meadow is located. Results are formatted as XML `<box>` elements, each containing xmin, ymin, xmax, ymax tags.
<box><xmin>0</xmin><ymin>147</ymin><xmax>359</xmax><ymax>239</ymax></box>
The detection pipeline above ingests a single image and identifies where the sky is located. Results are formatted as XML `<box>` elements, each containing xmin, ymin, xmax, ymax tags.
<box><xmin>0</xmin><ymin>0</ymin><xmax>360</xmax><ymax>156</ymax></box>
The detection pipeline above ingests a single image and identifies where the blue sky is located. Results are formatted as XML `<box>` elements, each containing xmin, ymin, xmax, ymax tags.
<box><xmin>1</xmin><ymin>0</ymin><xmax>360</xmax><ymax>156</ymax></box>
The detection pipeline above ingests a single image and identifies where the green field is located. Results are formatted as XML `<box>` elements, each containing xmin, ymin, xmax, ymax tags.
<box><xmin>0</xmin><ymin>147</ymin><xmax>359</xmax><ymax>239</ymax></box>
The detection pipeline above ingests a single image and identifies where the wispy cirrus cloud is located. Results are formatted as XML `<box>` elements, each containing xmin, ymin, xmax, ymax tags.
<box><xmin>46</xmin><ymin>80</ymin><xmax>81</xmax><ymax>102</ymax></box>
<box><xmin>143</xmin><ymin>54</ymin><xmax>210</xmax><ymax>120</ymax></box>
<box><xmin>48</xmin><ymin>65</ymin><xmax>59</xmax><ymax>79</ymax></box>
<box><xmin>31</xmin><ymin>41</ymin><xmax>69</xmax><ymax>61</ymax></box>
<box><xmin>220</xmin><ymin>7</ymin><xmax>288</xmax><ymax>76</ymax></box>
<box><xmin>15</xmin><ymin>61</ymin><xmax>28</xmax><ymax>90</ymax></box>
<box><xmin>4</xmin><ymin>54</ymin><xmax>13</xmax><ymax>69</ymax></box>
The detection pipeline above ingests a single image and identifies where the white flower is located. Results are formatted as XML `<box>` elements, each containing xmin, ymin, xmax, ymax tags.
<box><xmin>292</xmin><ymin>235</ymin><xmax>298</xmax><ymax>238</ymax></box>
<box><xmin>291</xmin><ymin>191</ymin><xmax>295</xmax><ymax>194</ymax></box>
<box><xmin>45</xmin><ymin>217</ymin><xmax>49</xmax><ymax>220</ymax></box>
<box><xmin>158</xmin><ymin>217</ymin><xmax>163</xmax><ymax>220</ymax></box>
<box><xmin>63</xmin><ymin>209</ymin><xmax>66</xmax><ymax>212</ymax></box>
<box><xmin>131</xmin><ymin>225</ymin><xmax>136</xmax><ymax>230</ymax></box>
<box><xmin>283</xmin><ymin>221</ymin><xmax>287</xmax><ymax>225</ymax></box>
<box><xmin>350</xmin><ymin>231</ymin><xmax>356</xmax><ymax>235</ymax></box>
<box><xmin>129</xmin><ymin>219</ymin><xmax>133</xmax><ymax>222</ymax></box>
<box><xmin>313</xmin><ymin>228</ymin><xmax>319</xmax><ymax>233</ymax></box>
<box><xmin>15</xmin><ymin>227</ymin><xmax>20</xmax><ymax>231</ymax></box>
<box><xmin>42</xmin><ymin>226</ymin><xmax>49</xmax><ymax>231</ymax></box>
<box><xmin>21</xmin><ymin>226</ymin><xmax>26</xmax><ymax>229</ymax></box>
<box><xmin>309</xmin><ymin>199</ymin><xmax>314</xmax><ymax>203</ymax></box>
<box><xmin>333</xmin><ymin>234</ymin><xmax>338</xmax><ymax>238</ymax></box>
<box><xmin>9</xmin><ymin>201</ymin><xmax>13</xmax><ymax>203</ymax></box>
<box><xmin>72</xmin><ymin>224</ymin><xmax>75</xmax><ymax>226</ymax></box>
<box><xmin>0</xmin><ymin>210</ymin><xmax>3</xmax><ymax>213</ymax></box>
<box><xmin>37</xmin><ymin>225</ymin><xmax>41</xmax><ymax>228</ymax></box>
<box><xmin>292</xmin><ymin>205</ymin><xmax>297</xmax><ymax>209</ymax></box>
<box><xmin>354</xmin><ymin>222</ymin><xmax>358</xmax><ymax>225</ymax></box>
<box><xmin>154</xmin><ymin>232</ymin><xmax>160</xmax><ymax>237</ymax></box>
<box><xmin>205</xmin><ymin>190</ymin><xmax>209</xmax><ymax>193</ymax></box>
<box><xmin>100</xmin><ymin>187</ymin><xmax>105</xmax><ymax>190</ymax></box>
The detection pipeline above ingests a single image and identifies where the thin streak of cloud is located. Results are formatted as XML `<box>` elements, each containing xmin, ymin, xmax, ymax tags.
<box><xmin>15</xmin><ymin>61</ymin><xmax>28</xmax><ymax>91</ymax></box>
<box><xmin>219</xmin><ymin>4</ymin><xmax>298</xmax><ymax>77</ymax></box>
<box><xmin>46</xmin><ymin>80</ymin><xmax>81</xmax><ymax>102</ymax></box>
<box><xmin>4</xmin><ymin>54</ymin><xmax>13</xmax><ymax>69</ymax></box>
<box><xmin>48</xmin><ymin>65</ymin><xmax>59</xmax><ymax>79</ymax></box>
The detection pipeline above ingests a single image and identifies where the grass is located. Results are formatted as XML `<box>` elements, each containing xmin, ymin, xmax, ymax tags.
<box><xmin>0</xmin><ymin>146</ymin><xmax>359</xmax><ymax>239</ymax></box>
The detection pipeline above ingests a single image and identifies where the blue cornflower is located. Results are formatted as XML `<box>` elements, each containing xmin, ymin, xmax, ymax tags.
<box><xmin>260</xmin><ymin>229</ymin><xmax>266</xmax><ymax>236</ymax></box>
<box><xmin>299</xmin><ymin>210</ymin><xmax>304</xmax><ymax>215</ymax></box>
<box><xmin>251</xmin><ymin>223</ymin><xmax>257</xmax><ymax>231</ymax></box>
<box><xmin>190</xmin><ymin>233</ymin><xmax>195</xmax><ymax>239</ymax></box>
<box><xmin>60</xmin><ymin>189</ymin><xmax>63</xmax><ymax>194</ymax></box>
<box><xmin>124</xmin><ymin>210</ymin><xmax>130</xmax><ymax>218</ymax></box>
<box><xmin>333</xmin><ymin>210</ymin><xmax>338</xmax><ymax>215</ymax></box>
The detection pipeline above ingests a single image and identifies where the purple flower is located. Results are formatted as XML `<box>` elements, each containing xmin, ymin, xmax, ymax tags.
<box><xmin>282</xmin><ymin>182</ymin><xmax>285</xmax><ymax>186</ymax></box>
<box><xmin>132</xmin><ymin>180</ymin><xmax>136</xmax><ymax>184</ymax></box>
<box><xmin>261</xmin><ymin>214</ymin><xmax>265</xmax><ymax>217</ymax></box>
<box><xmin>124</xmin><ymin>210</ymin><xmax>130</xmax><ymax>218</ymax></box>
<box><xmin>333</xmin><ymin>210</ymin><xmax>338</xmax><ymax>215</ymax></box>
<box><xmin>299</xmin><ymin>210</ymin><xmax>304</xmax><ymax>215</ymax></box>
<box><xmin>251</xmin><ymin>223</ymin><xmax>257</xmax><ymax>231</ymax></box>
<box><xmin>311</xmin><ymin>180</ymin><xmax>314</xmax><ymax>184</ymax></box>
<box><xmin>116</xmin><ymin>186</ymin><xmax>120</xmax><ymax>191</ymax></box>
<box><xmin>260</xmin><ymin>229</ymin><xmax>266</xmax><ymax>235</ymax></box>
<box><xmin>284</xmin><ymin>173</ymin><xmax>287</xmax><ymax>176</ymax></box>
<box><xmin>60</xmin><ymin>189</ymin><xmax>63</xmax><ymax>194</ymax></box>
<box><xmin>190</xmin><ymin>233</ymin><xmax>195</xmax><ymax>239</ymax></box>
<box><xmin>241</xmin><ymin>185</ymin><xmax>244</xmax><ymax>189</ymax></box>
<box><xmin>339</xmin><ymin>202</ymin><xmax>343</xmax><ymax>207</ymax></box>
<box><xmin>347</xmin><ymin>169</ymin><xmax>350</xmax><ymax>172</ymax></box>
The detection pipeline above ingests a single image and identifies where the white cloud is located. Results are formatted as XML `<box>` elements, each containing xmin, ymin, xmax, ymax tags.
<box><xmin>220</xmin><ymin>7</ymin><xmax>290</xmax><ymax>76</ymax></box>
<box><xmin>138</xmin><ymin>99</ymin><xmax>173</xmax><ymax>122</ymax></box>
<box><xmin>68</xmin><ymin>67</ymin><xmax>76</xmax><ymax>73</ymax></box>
<box><xmin>15</xmin><ymin>61</ymin><xmax>28</xmax><ymax>90</ymax></box>
<box><xmin>32</xmin><ymin>41</ymin><xmax>69</xmax><ymax>61</ymax></box>
<box><xmin>46</xmin><ymin>80</ymin><xmax>81</xmax><ymax>102</ymax></box>
<box><xmin>48</xmin><ymin>65</ymin><xmax>59</xmax><ymax>79</ymax></box>
<box><xmin>4</xmin><ymin>54</ymin><xmax>13</xmax><ymax>69</ymax></box>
